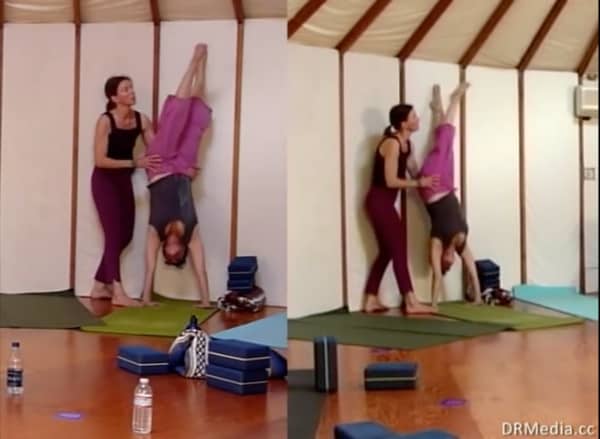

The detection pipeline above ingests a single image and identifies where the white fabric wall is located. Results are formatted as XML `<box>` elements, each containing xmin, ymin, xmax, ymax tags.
<box><xmin>343</xmin><ymin>53</ymin><xmax>402</xmax><ymax>311</ymax></box>
<box><xmin>524</xmin><ymin>70</ymin><xmax>579</xmax><ymax>287</ymax></box>
<box><xmin>75</xmin><ymin>23</ymin><xmax>154</xmax><ymax>298</ymax></box>
<box><xmin>153</xmin><ymin>21</ymin><xmax>237</xmax><ymax>301</ymax></box>
<box><xmin>287</xmin><ymin>43</ymin><xmax>342</xmax><ymax>318</ymax></box>
<box><xmin>582</xmin><ymin>78</ymin><xmax>598</xmax><ymax>293</ymax></box>
<box><xmin>404</xmin><ymin>59</ymin><xmax>463</xmax><ymax>301</ymax></box>
<box><xmin>465</xmin><ymin>66</ymin><xmax>520</xmax><ymax>290</ymax></box>
<box><xmin>0</xmin><ymin>24</ymin><xmax>75</xmax><ymax>293</ymax></box>
<box><xmin>237</xmin><ymin>19</ymin><xmax>286</xmax><ymax>306</ymax></box>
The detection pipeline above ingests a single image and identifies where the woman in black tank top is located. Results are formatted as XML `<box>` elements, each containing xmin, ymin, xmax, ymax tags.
<box><xmin>363</xmin><ymin>104</ymin><xmax>439</xmax><ymax>315</ymax></box>
<box><xmin>89</xmin><ymin>76</ymin><xmax>161</xmax><ymax>307</ymax></box>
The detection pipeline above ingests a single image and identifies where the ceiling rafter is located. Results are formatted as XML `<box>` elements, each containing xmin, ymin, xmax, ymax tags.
<box><xmin>232</xmin><ymin>0</ymin><xmax>244</xmax><ymax>24</ymax></box>
<box><xmin>459</xmin><ymin>0</ymin><xmax>513</xmax><ymax>67</ymax></box>
<box><xmin>336</xmin><ymin>0</ymin><xmax>391</xmax><ymax>54</ymax></box>
<box><xmin>517</xmin><ymin>0</ymin><xmax>567</xmax><ymax>71</ymax></box>
<box><xmin>397</xmin><ymin>0</ymin><xmax>453</xmax><ymax>60</ymax></box>
<box><xmin>73</xmin><ymin>0</ymin><xmax>80</xmax><ymax>25</ymax></box>
<box><xmin>288</xmin><ymin>0</ymin><xmax>327</xmax><ymax>38</ymax></box>
<box><xmin>149</xmin><ymin>0</ymin><xmax>160</xmax><ymax>25</ymax></box>
<box><xmin>576</xmin><ymin>26</ymin><xmax>598</xmax><ymax>76</ymax></box>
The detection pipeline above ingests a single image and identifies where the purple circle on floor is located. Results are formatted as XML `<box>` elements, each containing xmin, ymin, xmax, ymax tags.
<box><xmin>55</xmin><ymin>412</ymin><xmax>83</xmax><ymax>421</ymax></box>
<box><xmin>440</xmin><ymin>398</ymin><xmax>466</xmax><ymax>407</ymax></box>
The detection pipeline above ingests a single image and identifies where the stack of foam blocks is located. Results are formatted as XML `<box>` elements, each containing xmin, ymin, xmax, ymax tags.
<box><xmin>475</xmin><ymin>259</ymin><xmax>500</xmax><ymax>290</ymax></box>
<box><xmin>227</xmin><ymin>256</ymin><xmax>258</xmax><ymax>293</ymax></box>
<box><xmin>205</xmin><ymin>338</ymin><xmax>270</xmax><ymax>395</ymax></box>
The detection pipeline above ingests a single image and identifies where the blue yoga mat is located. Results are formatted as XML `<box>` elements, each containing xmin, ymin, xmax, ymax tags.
<box><xmin>513</xmin><ymin>285</ymin><xmax>598</xmax><ymax>321</ymax></box>
<box><xmin>211</xmin><ymin>312</ymin><xmax>287</xmax><ymax>348</ymax></box>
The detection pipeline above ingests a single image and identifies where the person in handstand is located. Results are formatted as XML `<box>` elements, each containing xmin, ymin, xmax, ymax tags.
<box><xmin>140</xmin><ymin>44</ymin><xmax>211</xmax><ymax>307</ymax></box>
<box><xmin>417</xmin><ymin>82</ymin><xmax>482</xmax><ymax>309</ymax></box>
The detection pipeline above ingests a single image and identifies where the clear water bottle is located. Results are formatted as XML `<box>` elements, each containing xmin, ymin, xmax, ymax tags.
<box><xmin>132</xmin><ymin>377</ymin><xmax>153</xmax><ymax>434</ymax></box>
<box><xmin>6</xmin><ymin>341</ymin><xmax>23</xmax><ymax>395</ymax></box>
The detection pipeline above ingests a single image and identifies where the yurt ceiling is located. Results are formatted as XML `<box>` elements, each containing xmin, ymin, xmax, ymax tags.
<box><xmin>288</xmin><ymin>0</ymin><xmax>599</xmax><ymax>75</ymax></box>
<box><xmin>0</xmin><ymin>0</ymin><xmax>286</xmax><ymax>23</ymax></box>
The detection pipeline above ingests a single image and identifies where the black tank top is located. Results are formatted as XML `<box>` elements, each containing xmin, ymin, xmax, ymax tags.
<box><xmin>371</xmin><ymin>136</ymin><xmax>411</xmax><ymax>188</ymax></box>
<box><xmin>148</xmin><ymin>174</ymin><xmax>198</xmax><ymax>244</ymax></box>
<box><xmin>104</xmin><ymin>111</ymin><xmax>142</xmax><ymax>160</ymax></box>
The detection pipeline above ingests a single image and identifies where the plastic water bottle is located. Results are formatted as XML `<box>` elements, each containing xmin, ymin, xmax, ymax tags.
<box><xmin>132</xmin><ymin>377</ymin><xmax>153</xmax><ymax>434</ymax></box>
<box><xmin>6</xmin><ymin>341</ymin><xmax>23</xmax><ymax>395</ymax></box>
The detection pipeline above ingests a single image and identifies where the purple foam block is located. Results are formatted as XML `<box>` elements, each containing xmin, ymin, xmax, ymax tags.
<box><xmin>440</xmin><ymin>398</ymin><xmax>466</xmax><ymax>407</ymax></box>
<box><xmin>55</xmin><ymin>412</ymin><xmax>83</xmax><ymax>421</ymax></box>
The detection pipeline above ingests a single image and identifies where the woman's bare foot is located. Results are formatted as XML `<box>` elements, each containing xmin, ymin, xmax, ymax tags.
<box><xmin>430</xmin><ymin>84</ymin><xmax>443</xmax><ymax>111</ymax></box>
<box><xmin>89</xmin><ymin>282</ymin><xmax>112</xmax><ymax>300</ymax></box>
<box><xmin>194</xmin><ymin>301</ymin><xmax>212</xmax><ymax>309</ymax></box>
<box><xmin>450</xmin><ymin>81</ymin><xmax>470</xmax><ymax>100</ymax></box>
<box><xmin>111</xmin><ymin>282</ymin><xmax>143</xmax><ymax>307</ymax></box>
<box><xmin>363</xmin><ymin>295</ymin><xmax>389</xmax><ymax>313</ymax></box>
<box><xmin>194</xmin><ymin>43</ymin><xmax>207</xmax><ymax>61</ymax></box>
<box><xmin>142</xmin><ymin>300</ymin><xmax>161</xmax><ymax>307</ymax></box>
<box><xmin>404</xmin><ymin>292</ymin><xmax>435</xmax><ymax>315</ymax></box>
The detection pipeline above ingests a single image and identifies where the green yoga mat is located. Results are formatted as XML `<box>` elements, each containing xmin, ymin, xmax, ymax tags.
<box><xmin>436</xmin><ymin>302</ymin><xmax>584</xmax><ymax>331</ymax></box>
<box><xmin>0</xmin><ymin>292</ymin><xmax>103</xmax><ymax>329</ymax></box>
<box><xmin>513</xmin><ymin>285</ymin><xmax>598</xmax><ymax>321</ymax></box>
<box><xmin>288</xmin><ymin>310</ymin><xmax>508</xmax><ymax>350</ymax></box>
<box><xmin>81</xmin><ymin>297</ymin><xmax>217</xmax><ymax>337</ymax></box>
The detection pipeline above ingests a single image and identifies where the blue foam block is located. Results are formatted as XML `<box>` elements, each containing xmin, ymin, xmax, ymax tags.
<box><xmin>208</xmin><ymin>338</ymin><xmax>271</xmax><ymax>371</ymax></box>
<box><xmin>205</xmin><ymin>363</ymin><xmax>268</xmax><ymax>395</ymax></box>
<box><xmin>334</xmin><ymin>422</ymin><xmax>394</xmax><ymax>439</ymax></box>
<box><xmin>117</xmin><ymin>345</ymin><xmax>170</xmax><ymax>375</ymax></box>
<box><xmin>269</xmin><ymin>349</ymin><xmax>287</xmax><ymax>379</ymax></box>
<box><xmin>364</xmin><ymin>362</ymin><xmax>418</xmax><ymax>390</ymax></box>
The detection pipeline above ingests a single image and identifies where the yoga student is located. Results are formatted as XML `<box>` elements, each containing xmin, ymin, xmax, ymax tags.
<box><xmin>140</xmin><ymin>43</ymin><xmax>211</xmax><ymax>308</ymax></box>
<box><xmin>363</xmin><ymin>104</ymin><xmax>440</xmax><ymax>314</ymax></box>
<box><xmin>417</xmin><ymin>82</ymin><xmax>482</xmax><ymax>309</ymax></box>
<box><xmin>90</xmin><ymin>75</ymin><xmax>161</xmax><ymax>307</ymax></box>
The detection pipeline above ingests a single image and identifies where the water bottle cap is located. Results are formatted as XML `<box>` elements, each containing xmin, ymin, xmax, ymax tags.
<box><xmin>140</xmin><ymin>378</ymin><xmax>149</xmax><ymax>384</ymax></box>
<box><xmin>11</xmin><ymin>342</ymin><xmax>19</xmax><ymax>348</ymax></box>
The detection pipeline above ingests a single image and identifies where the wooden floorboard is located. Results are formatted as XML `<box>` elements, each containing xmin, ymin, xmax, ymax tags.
<box><xmin>0</xmin><ymin>305</ymin><xmax>287</xmax><ymax>439</ymax></box>
<box><xmin>288</xmin><ymin>302</ymin><xmax>598</xmax><ymax>438</ymax></box>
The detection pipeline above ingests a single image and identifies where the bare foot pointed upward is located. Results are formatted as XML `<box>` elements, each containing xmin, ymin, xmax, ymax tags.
<box><xmin>430</xmin><ymin>84</ymin><xmax>443</xmax><ymax>111</ymax></box>
<box><xmin>194</xmin><ymin>43</ymin><xmax>207</xmax><ymax>61</ymax></box>
<box><xmin>451</xmin><ymin>81</ymin><xmax>470</xmax><ymax>100</ymax></box>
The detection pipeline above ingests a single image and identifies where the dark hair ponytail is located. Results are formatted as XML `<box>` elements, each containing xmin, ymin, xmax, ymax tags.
<box><xmin>384</xmin><ymin>103</ymin><xmax>413</xmax><ymax>136</ymax></box>
<box><xmin>104</xmin><ymin>75</ymin><xmax>131</xmax><ymax>113</ymax></box>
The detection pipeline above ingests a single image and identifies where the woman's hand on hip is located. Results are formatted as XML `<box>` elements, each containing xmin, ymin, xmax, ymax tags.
<box><xmin>419</xmin><ymin>174</ymin><xmax>440</xmax><ymax>188</ymax></box>
<box><xmin>134</xmin><ymin>154</ymin><xmax>162</xmax><ymax>172</ymax></box>
<box><xmin>183</xmin><ymin>166</ymin><xmax>200</xmax><ymax>180</ymax></box>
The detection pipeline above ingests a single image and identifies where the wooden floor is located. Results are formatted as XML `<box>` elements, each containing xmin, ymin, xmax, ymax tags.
<box><xmin>0</xmin><ymin>300</ymin><xmax>287</xmax><ymax>439</ymax></box>
<box><xmin>288</xmin><ymin>302</ymin><xmax>598</xmax><ymax>439</ymax></box>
